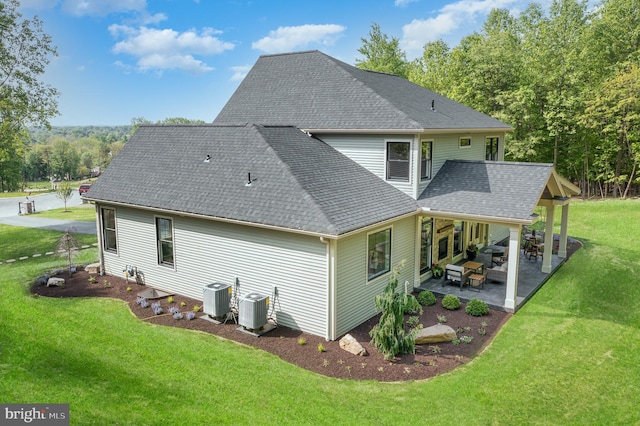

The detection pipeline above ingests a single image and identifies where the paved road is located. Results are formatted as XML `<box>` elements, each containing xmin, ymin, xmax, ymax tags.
<box><xmin>0</xmin><ymin>191</ymin><xmax>83</xmax><ymax>218</ymax></box>
<box><xmin>0</xmin><ymin>191</ymin><xmax>96</xmax><ymax>235</ymax></box>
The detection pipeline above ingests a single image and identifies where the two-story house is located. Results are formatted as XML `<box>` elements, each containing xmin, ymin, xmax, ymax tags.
<box><xmin>85</xmin><ymin>50</ymin><xmax>579</xmax><ymax>340</ymax></box>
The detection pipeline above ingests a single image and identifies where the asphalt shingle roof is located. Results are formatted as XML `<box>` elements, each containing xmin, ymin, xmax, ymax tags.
<box><xmin>86</xmin><ymin>124</ymin><xmax>418</xmax><ymax>236</ymax></box>
<box><xmin>417</xmin><ymin>160</ymin><xmax>554</xmax><ymax>222</ymax></box>
<box><xmin>213</xmin><ymin>50</ymin><xmax>512</xmax><ymax>131</ymax></box>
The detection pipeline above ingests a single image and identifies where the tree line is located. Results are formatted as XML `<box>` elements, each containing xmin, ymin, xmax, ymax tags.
<box><xmin>357</xmin><ymin>0</ymin><xmax>640</xmax><ymax>198</ymax></box>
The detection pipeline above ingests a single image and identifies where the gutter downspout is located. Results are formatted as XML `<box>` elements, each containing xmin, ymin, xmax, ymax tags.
<box><xmin>320</xmin><ymin>236</ymin><xmax>337</xmax><ymax>341</ymax></box>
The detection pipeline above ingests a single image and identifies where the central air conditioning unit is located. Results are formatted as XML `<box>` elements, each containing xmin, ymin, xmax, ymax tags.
<box><xmin>238</xmin><ymin>292</ymin><xmax>269</xmax><ymax>330</ymax></box>
<box><xmin>202</xmin><ymin>282</ymin><xmax>231</xmax><ymax>319</ymax></box>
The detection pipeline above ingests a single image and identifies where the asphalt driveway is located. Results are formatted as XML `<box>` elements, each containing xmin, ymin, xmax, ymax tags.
<box><xmin>0</xmin><ymin>192</ymin><xmax>96</xmax><ymax>235</ymax></box>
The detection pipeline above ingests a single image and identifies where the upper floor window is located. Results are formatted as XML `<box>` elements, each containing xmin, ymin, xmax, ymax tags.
<box><xmin>368</xmin><ymin>228</ymin><xmax>391</xmax><ymax>280</ymax></box>
<box><xmin>486</xmin><ymin>137</ymin><xmax>499</xmax><ymax>160</ymax></box>
<box><xmin>459</xmin><ymin>137</ymin><xmax>471</xmax><ymax>148</ymax></box>
<box><xmin>386</xmin><ymin>142</ymin><xmax>410</xmax><ymax>181</ymax></box>
<box><xmin>101</xmin><ymin>208</ymin><xmax>117</xmax><ymax>253</ymax></box>
<box><xmin>421</xmin><ymin>140</ymin><xmax>432</xmax><ymax>180</ymax></box>
<box><xmin>156</xmin><ymin>217</ymin><xmax>174</xmax><ymax>267</ymax></box>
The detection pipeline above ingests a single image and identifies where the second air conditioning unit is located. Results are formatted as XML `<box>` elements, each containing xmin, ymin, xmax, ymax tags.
<box><xmin>238</xmin><ymin>292</ymin><xmax>269</xmax><ymax>330</ymax></box>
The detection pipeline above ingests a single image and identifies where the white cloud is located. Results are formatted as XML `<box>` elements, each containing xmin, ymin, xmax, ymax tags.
<box><xmin>110</xmin><ymin>25</ymin><xmax>235</xmax><ymax>74</ymax></box>
<box><xmin>252</xmin><ymin>24</ymin><xmax>346</xmax><ymax>53</ymax></box>
<box><xmin>230</xmin><ymin>65</ymin><xmax>251</xmax><ymax>81</ymax></box>
<box><xmin>401</xmin><ymin>0</ymin><xmax>517</xmax><ymax>53</ymax></box>
<box><xmin>62</xmin><ymin>0</ymin><xmax>147</xmax><ymax>16</ymax></box>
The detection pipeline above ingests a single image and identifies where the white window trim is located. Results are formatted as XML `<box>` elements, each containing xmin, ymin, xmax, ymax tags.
<box><xmin>101</xmin><ymin>207</ymin><xmax>118</xmax><ymax>256</ymax></box>
<box><xmin>155</xmin><ymin>215</ymin><xmax>176</xmax><ymax>269</ymax></box>
<box><xmin>420</xmin><ymin>139</ymin><xmax>433</xmax><ymax>181</ymax></box>
<box><xmin>486</xmin><ymin>135</ymin><xmax>500</xmax><ymax>161</ymax></box>
<box><xmin>459</xmin><ymin>136</ymin><xmax>472</xmax><ymax>149</ymax></box>
<box><xmin>366</xmin><ymin>226</ymin><xmax>393</xmax><ymax>282</ymax></box>
<box><xmin>384</xmin><ymin>139</ymin><xmax>413</xmax><ymax>183</ymax></box>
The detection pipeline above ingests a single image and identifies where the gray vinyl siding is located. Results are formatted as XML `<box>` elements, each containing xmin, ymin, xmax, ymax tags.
<box><xmin>318</xmin><ymin>133</ymin><xmax>416</xmax><ymax>197</ymax></box>
<box><xmin>101</xmin><ymin>205</ymin><xmax>328</xmax><ymax>337</ymax></box>
<box><xmin>418</xmin><ymin>132</ymin><xmax>507</xmax><ymax>197</ymax></box>
<box><xmin>334</xmin><ymin>216</ymin><xmax>416</xmax><ymax>338</ymax></box>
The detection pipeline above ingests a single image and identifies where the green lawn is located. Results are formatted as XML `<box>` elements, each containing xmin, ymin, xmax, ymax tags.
<box><xmin>1</xmin><ymin>200</ymin><xmax>639</xmax><ymax>425</ymax></box>
<box><xmin>30</xmin><ymin>205</ymin><xmax>96</xmax><ymax>221</ymax></box>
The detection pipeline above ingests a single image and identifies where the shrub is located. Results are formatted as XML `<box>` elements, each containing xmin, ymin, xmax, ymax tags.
<box><xmin>173</xmin><ymin>312</ymin><xmax>183</xmax><ymax>320</ymax></box>
<box><xmin>168</xmin><ymin>306</ymin><xmax>180</xmax><ymax>314</ymax></box>
<box><xmin>407</xmin><ymin>315</ymin><xmax>420</xmax><ymax>328</ymax></box>
<box><xmin>297</xmin><ymin>337</ymin><xmax>306</xmax><ymax>346</ymax></box>
<box><xmin>465</xmin><ymin>298</ymin><xmax>489</xmax><ymax>316</ymax></box>
<box><xmin>437</xmin><ymin>314</ymin><xmax>447</xmax><ymax>323</ymax></box>
<box><xmin>417</xmin><ymin>290</ymin><xmax>436</xmax><ymax>306</ymax></box>
<box><xmin>442</xmin><ymin>294</ymin><xmax>461</xmax><ymax>310</ymax></box>
<box><xmin>151</xmin><ymin>302</ymin><xmax>163</xmax><ymax>315</ymax></box>
<box><xmin>167</xmin><ymin>296</ymin><xmax>174</xmax><ymax>304</ymax></box>
<box><xmin>369</xmin><ymin>262</ymin><xmax>422</xmax><ymax>360</ymax></box>
<box><xmin>185</xmin><ymin>311</ymin><xmax>196</xmax><ymax>321</ymax></box>
<box><xmin>317</xmin><ymin>343</ymin><xmax>326</xmax><ymax>352</ymax></box>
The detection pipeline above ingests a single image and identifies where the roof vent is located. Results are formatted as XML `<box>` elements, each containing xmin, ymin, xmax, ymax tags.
<box><xmin>431</xmin><ymin>100</ymin><xmax>436</xmax><ymax>111</ymax></box>
<box><xmin>204</xmin><ymin>155</ymin><xmax>211</xmax><ymax>163</ymax></box>
<box><xmin>245</xmin><ymin>172</ymin><xmax>255</xmax><ymax>187</ymax></box>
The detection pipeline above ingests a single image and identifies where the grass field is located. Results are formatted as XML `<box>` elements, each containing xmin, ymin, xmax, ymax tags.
<box><xmin>0</xmin><ymin>199</ymin><xmax>639</xmax><ymax>425</ymax></box>
<box><xmin>30</xmin><ymin>205</ymin><xmax>96</xmax><ymax>221</ymax></box>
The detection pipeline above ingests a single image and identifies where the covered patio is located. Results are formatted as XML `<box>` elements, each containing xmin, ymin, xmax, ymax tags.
<box><xmin>416</xmin><ymin>160</ymin><xmax>581</xmax><ymax>311</ymax></box>
<box><xmin>417</xmin><ymin>245</ymin><xmax>572</xmax><ymax>311</ymax></box>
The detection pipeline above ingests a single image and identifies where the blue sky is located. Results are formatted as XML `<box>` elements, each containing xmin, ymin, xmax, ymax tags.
<box><xmin>19</xmin><ymin>0</ymin><xmax>547</xmax><ymax>126</ymax></box>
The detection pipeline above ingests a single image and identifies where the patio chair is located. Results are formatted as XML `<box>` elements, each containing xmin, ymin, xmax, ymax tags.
<box><xmin>495</xmin><ymin>247</ymin><xmax>509</xmax><ymax>265</ymax></box>
<box><xmin>443</xmin><ymin>264</ymin><xmax>471</xmax><ymax>290</ymax></box>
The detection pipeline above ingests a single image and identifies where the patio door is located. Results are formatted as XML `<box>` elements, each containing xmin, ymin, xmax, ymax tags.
<box><xmin>453</xmin><ymin>221</ymin><xmax>464</xmax><ymax>261</ymax></box>
<box><xmin>420</xmin><ymin>218</ymin><xmax>433</xmax><ymax>275</ymax></box>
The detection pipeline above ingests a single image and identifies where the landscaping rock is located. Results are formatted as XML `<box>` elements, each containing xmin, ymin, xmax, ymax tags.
<box><xmin>415</xmin><ymin>324</ymin><xmax>456</xmax><ymax>344</ymax></box>
<box><xmin>47</xmin><ymin>277</ymin><xmax>65</xmax><ymax>287</ymax></box>
<box><xmin>85</xmin><ymin>263</ymin><xmax>101</xmax><ymax>274</ymax></box>
<box><xmin>339</xmin><ymin>333</ymin><xmax>368</xmax><ymax>356</ymax></box>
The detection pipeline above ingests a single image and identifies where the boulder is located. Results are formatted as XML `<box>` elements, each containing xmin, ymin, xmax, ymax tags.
<box><xmin>415</xmin><ymin>324</ymin><xmax>456</xmax><ymax>344</ymax></box>
<box><xmin>339</xmin><ymin>333</ymin><xmax>368</xmax><ymax>356</ymax></box>
<box><xmin>85</xmin><ymin>263</ymin><xmax>101</xmax><ymax>274</ymax></box>
<box><xmin>47</xmin><ymin>277</ymin><xmax>65</xmax><ymax>287</ymax></box>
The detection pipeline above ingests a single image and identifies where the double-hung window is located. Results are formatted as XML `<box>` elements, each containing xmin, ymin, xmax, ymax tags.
<box><xmin>386</xmin><ymin>142</ymin><xmax>410</xmax><ymax>181</ymax></box>
<box><xmin>421</xmin><ymin>140</ymin><xmax>432</xmax><ymax>180</ymax></box>
<box><xmin>156</xmin><ymin>217</ymin><xmax>174</xmax><ymax>267</ymax></box>
<box><xmin>368</xmin><ymin>228</ymin><xmax>391</xmax><ymax>280</ymax></box>
<box><xmin>101</xmin><ymin>208</ymin><xmax>117</xmax><ymax>253</ymax></box>
<box><xmin>486</xmin><ymin>137</ymin><xmax>499</xmax><ymax>161</ymax></box>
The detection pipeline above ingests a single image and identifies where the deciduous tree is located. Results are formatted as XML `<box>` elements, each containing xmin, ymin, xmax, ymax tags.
<box><xmin>0</xmin><ymin>0</ymin><xmax>59</xmax><ymax>190</ymax></box>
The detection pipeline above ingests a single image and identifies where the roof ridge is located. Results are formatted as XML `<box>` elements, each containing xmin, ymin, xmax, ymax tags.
<box><xmin>319</xmin><ymin>53</ymin><xmax>423</xmax><ymax>129</ymax></box>
<box><xmin>252</xmin><ymin>125</ymin><xmax>338</xmax><ymax>232</ymax></box>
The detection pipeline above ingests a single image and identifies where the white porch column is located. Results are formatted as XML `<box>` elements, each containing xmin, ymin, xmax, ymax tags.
<box><xmin>504</xmin><ymin>226</ymin><xmax>521</xmax><ymax>311</ymax></box>
<box><xmin>542</xmin><ymin>204</ymin><xmax>555</xmax><ymax>273</ymax></box>
<box><xmin>558</xmin><ymin>204</ymin><xmax>569</xmax><ymax>258</ymax></box>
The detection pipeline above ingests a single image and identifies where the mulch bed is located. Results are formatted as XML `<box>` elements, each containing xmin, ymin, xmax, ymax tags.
<box><xmin>32</xmin><ymin>271</ymin><xmax>511</xmax><ymax>382</ymax></box>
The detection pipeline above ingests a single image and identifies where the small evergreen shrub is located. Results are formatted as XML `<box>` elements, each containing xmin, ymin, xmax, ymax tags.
<box><xmin>417</xmin><ymin>290</ymin><xmax>436</xmax><ymax>306</ymax></box>
<box><xmin>442</xmin><ymin>294</ymin><xmax>461</xmax><ymax>310</ymax></box>
<box><xmin>369</xmin><ymin>262</ymin><xmax>422</xmax><ymax>360</ymax></box>
<box><xmin>465</xmin><ymin>298</ymin><xmax>489</xmax><ymax>316</ymax></box>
